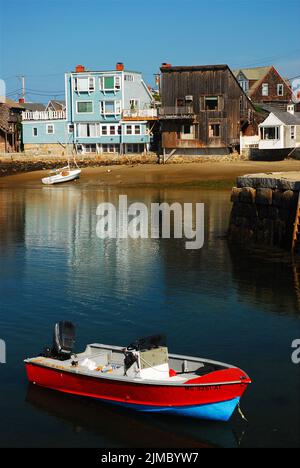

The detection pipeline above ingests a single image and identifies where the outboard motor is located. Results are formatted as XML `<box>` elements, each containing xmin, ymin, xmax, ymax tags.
<box><xmin>51</xmin><ymin>321</ymin><xmax>76</xmax><ymax>360</ymax></box>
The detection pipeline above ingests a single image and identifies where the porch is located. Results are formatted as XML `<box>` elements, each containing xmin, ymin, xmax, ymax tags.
<box><xmin>22</xmin><ymin>110</ymin><xmax>66</xmax><ymax>121</ymax></box>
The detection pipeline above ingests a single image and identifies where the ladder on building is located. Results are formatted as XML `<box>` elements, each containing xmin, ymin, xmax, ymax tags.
<box><xmin>291</xmin><ymin>192</ymin><xmax>300</xmax><ymax>253</ymax></box>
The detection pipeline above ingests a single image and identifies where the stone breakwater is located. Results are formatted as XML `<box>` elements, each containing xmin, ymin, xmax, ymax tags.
<box><xmin>0</xmin><ymin>153</ymin><xmax>158</xmax><ymax>177</ymax></box>
<box><xmin>228</xmin><ymin>172</ymin><xmax>300</xmax><ymax>250</ymax></box>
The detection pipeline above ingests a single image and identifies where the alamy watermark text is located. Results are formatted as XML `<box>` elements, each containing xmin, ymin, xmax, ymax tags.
<box><xmin>96</xmin><ymin>195</ymin><xmax>204</xmax><ymax>250</ymax></box>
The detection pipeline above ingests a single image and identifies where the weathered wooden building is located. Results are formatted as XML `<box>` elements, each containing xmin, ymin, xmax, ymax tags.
<box><xmin>0</xmin><ymin>97</ymin><xmax>25</xmax><ymax>153</ymax></box>
<box><xmin>159</xmin><ymin>64</ymin><xmax>255</xmax><ymax>156</ymax></box>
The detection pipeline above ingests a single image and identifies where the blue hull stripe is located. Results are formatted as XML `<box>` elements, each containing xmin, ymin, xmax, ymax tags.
<box><xmin>94</xmin><ymin>397</ymin><xmax>240</xmax><ymax>422</ymax></box>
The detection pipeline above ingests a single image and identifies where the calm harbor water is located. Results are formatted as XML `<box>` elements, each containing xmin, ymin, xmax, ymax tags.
<box><xmin>0</xmin><ymin>178</ymin><xmax>299</xmax><ymax>448</ymax></box>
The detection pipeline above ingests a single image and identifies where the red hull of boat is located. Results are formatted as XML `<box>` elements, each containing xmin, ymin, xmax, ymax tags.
<box><xmin>25</xmin><ymin>362</ymin><xmax>250</xmax><ymax>411</ymax></box>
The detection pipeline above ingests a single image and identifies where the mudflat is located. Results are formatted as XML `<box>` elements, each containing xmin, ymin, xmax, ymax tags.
<box><xmin>1</xmin><ymin>160</ymin><xmax>300</xmax><ymax>188</ymax></box>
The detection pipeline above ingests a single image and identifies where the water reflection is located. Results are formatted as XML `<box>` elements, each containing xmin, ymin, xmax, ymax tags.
<box><xmin>26</xmin><ymin>384</ymin><xmax>239</xmax><ymax>448</ymax></box>
<box><xmin>0</xmin><ymin>184</ymin><xmax>300</xmax><ymax>447</ymax></box>
<box><xmin>229</xmin><ymin>245</ymin><xmax>300</xmax><ymax>315</ymax></box>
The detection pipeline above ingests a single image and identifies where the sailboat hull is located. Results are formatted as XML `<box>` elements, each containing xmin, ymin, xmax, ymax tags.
<box><xmin>42</xmin><ymin>169</ymin><xmax>81</xmax><ymax>185</ymax></box>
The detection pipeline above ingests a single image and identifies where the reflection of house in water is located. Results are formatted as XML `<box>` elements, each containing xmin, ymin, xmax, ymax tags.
<box><xmin>156</xmin><ymin>189</ymin><xmax>233</xmax><ymax>296</ymax></box>
<box><xmin>0</xmin><ymin>190</ymin><xmax>26</xmax><ymax>249</ymax></box>
<box><xmin>228</xmin><ymin>246</ymin><xmax>300</xmax><ymax>314</ymax></box>
<box><xmin>23</xmin><ymin>188</ymin><xmax>163</xmax><ymax>301</ymax></box>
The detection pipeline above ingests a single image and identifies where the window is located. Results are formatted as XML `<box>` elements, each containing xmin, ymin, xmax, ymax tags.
<box><xmin>100</xmin><ymin>100</ymin><xmax>121</xmax><ymax>115</ymax></box>
<box><xmin>102</xmin><ymin>144</ymin><xmax>118</xmax><ymax>153</ymax></box>
<box><xmin>100</xmin><ymin>75</ymin><xmax>121</xmax><ymax>91</ymax></box>
<box><xmin>239</xmin><ymin>80</ymin><xmax>249</xmax><ymax>92</ymax></box>
<box><xmin>33</xmin><ymin>127</ymin><xmax>38</xmax><ymax>137</ymax></box>
<box><xmin>75</xmin><ymin>76</ymin><xmax>95</xmax><ymax>93</ymax></box>
<box><xmin>277</xmin><ymin>84</ymin><xmax>284</xmax><ymax>96</ymax></box>
<box><xmin>126</xmin><ymin>143</ymin><xmax>144</xmax><ymax>153</ymax></box>
<box><xmin>134</xmin><ymin>125</ymin><xmax>141</xmax><ymax>135</ymax></box>
<box><xmin>124</xmin><ymin>74</ymin><xmax>134</xmax><ymax>82</ymax></box>
<box><xmin>110</xmin><ymin>126</ymin><xmax>116</xmax><ymax>135</ymax></box>
<box><xmin>115</xmin><ymin>76</ymin><xmax>121</xmax><ymax>90</ymax></box>
<box><xmin>88</xmin><ymin>77</ymin><xmax>95</xmax><ymax>92</ymax></box>
<box><xmin>130</xmin><ymin>99</ymin><xmax>140</xmax><ymax>110</ymax></box>
<box><xmin>126</xmin><ymin>125</ymin><xmax>132</xmax><ymax>135</ymax></box>
<box><xmin>83</xmin><ymin>144</ymin><xmax>97</xmax><ymax>153</ymax></box>
<box><xmin>117</xmin><ymin>125</ymin><xmax>122</xmax><ymax>135</ymax></box>
<box><xmin>209</xmin><ymin>124</ymin><xmax>220</xmax><ymax>138</ymax></box>
<box><xmin>76</xmin><ymin>101</ymin><xmax>93</xmax><ymax>113</ymax></box>
<box><xmin>46</xmin><ymin>124</ymin><xmax>54</xmax><ymax>134</ymax></box>
<box><xmin>176</xmin><ymin>98</ymin><xmax>185</xmax><ymax>107</ymax></box>
<box><xmin>180</xmin><ymin>124</ymin><xmax>194</xmax><ymax>140</ymax></box>
<box><xmin>77</xmin><ymin>123</ymin><xmax>98</xmax><ymax>137</ymax></box>
<box><xmin>204</xmin><ymin>96</ymin><xmax>219</xmax><ymax>111</ymax></box>
<box><xmin>261</xmin><ymin>126</ymin><xmax>280</xmax><ymax>140</ymax></box>
<box><xmin>291</xmin><ymin>126</ymin><xmax>295</xmax><ymax>140</ymax></box>
<box><xmin>101</xmin><ymin>126</ymin><xmax>107</xmax><ymax>135</ymax></box>
<box><xmin>262</xmin><ymin>83</ymin><xmax>269</xmax><ymax>96</ymax></box>
<box><xmin>68</xmin><ymin>124</ymin><xmax>74</xmax><ymax>134</ymax></box>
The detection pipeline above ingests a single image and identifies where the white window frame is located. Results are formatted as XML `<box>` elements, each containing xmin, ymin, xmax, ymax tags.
<box><xmin>130</xmin><ymin>98</ymin><xmax>140</xmax><ymax>110</ymax></box>
<box><xmin>126</xmin><ymin>124</ymin><xmax>132</xmax><ymax>135</ymax></box>
<box><xmin>239</xmin><ymin>80</ymin><xmax>249</xmax><ymax>92</ymax></box>
<box><xmin>277</xmin><ymin>83</ymin><xmax>284</xmax><ymax>96</ymax></box>
<box><xmin>124</xmin><ymin>74</ymin><xmax>134</xmax><ymax>82</ymax></box>
<box><xmin>68</xmin><ymin>124</ymin><xmax>74</xmax><ymax>134</ymax></box>
<box><xmin>32</xmin><ymin>127</ymin><xmax>38</xmax><ymax>137</ymax></box>
<box><xmin>100</xmin><ymin>100</ymin><xmax>121</xmax><ymax>116</ymax></box>
<box><xmin>134</xmin><ymin>124</ymin><xmax>141</xmax><ymax>135</ymax></box>
<box><xmin>99</xmin><ymin>75</ymin><xmax>121</xmax><ymax>92</ymax></box>
<box><xmin>46</xmin><ymin>124</ymin><xmax>55</xmax><ymax>135</ymax></box>
<box><xmin>101</xmin><ymin>143</ymin><xmax>118</xmax><ymax>153</ymax></box>
<box><xmin>262</xmin><ymin>83</ymin><xmax>269</xmax><ymax>96</ymax></box>
<box><xmin>88</xmin><ymin>77</ymin><xmax>95</xmax><ymax>92</ymax></box>
<box><xmin>74</xmin><ymin>76</ymin><xmax>95</xmax><ymax>93</ymax></box>
<box><xmin>261</xmin><ymin>126</ymin><xmax>280</xmax><ymax>140</ymax></box>
<box><xmin>76</xmin><ymin>123</ymin><xmax>100</xmax><ymax>138</ymax></box>
<box><xmin>76</xmin><ymin>100</ymin><xmax>94</xmax><ymax>114</ymax></box>
<box><xmin>180</xmin><ymin>124</ymin><xmax>195</xmax><ymax>140</ymax></box>
<box><xmin>291</xmin><ymin>125</ymin><xmax>295</xmax><ymax>140</ymax></box>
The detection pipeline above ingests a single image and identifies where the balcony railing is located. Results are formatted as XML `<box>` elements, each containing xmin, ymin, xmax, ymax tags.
<box><xmin>22</xmin><ymin>110</ymin><xmax>66</xmax><ymax>121</ymax></box>
<box><xmin>159</xmin><ymin>106</ymin><xmax>194</xmax><ymax>119</ymax></box>
<box><xmin>122</xmin><ymin>109</ymin><xmax>158</xmax><ymax>119</ymax></box>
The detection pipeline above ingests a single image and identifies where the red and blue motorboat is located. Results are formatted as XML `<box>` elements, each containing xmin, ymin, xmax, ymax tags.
<box><xmin>25</xmin><ymin>322</ymin><xmax>251</xmax><ymax>422</ymax></box>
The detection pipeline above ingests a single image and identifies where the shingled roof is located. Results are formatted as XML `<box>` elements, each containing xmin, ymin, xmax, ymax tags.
<box><xmin>233</xmin><ymin>66</ymin><xmax>272</xmax><ymax>81</ymax></box>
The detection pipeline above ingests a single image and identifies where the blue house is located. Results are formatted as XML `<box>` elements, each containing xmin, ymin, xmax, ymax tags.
<box><xmin>22</xmin><ymin>63</ymin><xmax>157</xmax><ymax>155</ymax></box>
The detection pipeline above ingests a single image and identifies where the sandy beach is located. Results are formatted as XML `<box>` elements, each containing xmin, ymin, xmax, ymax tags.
<box><xmin>1</xmin><ymin>159</ymin><xmax>300</xmax><ymax>188</ymax></box>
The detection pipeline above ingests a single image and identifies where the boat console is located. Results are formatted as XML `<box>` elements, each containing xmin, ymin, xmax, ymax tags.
<box><xmin>124</xmin><ymin>334</ymin><xmax>170</xmax><ymax>380</ymax></box>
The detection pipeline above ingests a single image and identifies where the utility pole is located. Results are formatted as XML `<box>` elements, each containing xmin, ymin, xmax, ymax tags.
<box><xmin>17</xmin><ymin>75</ymin><xmax>26</xmax><ymax>102</ymax></box>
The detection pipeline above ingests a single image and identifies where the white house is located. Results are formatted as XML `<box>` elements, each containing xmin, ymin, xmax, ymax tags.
<box><xmin>258</xmin><ymin>104</ymin><xmax>300</xmax><ymax>150</ymax></box>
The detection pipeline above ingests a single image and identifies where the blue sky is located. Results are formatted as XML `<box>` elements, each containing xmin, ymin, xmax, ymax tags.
<box><xmin>1</xmin><ymin>0</ymin><xmax>299</xmax><ymax>102</ymax></box>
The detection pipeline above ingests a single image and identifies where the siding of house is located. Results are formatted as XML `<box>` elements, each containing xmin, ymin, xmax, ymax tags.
<box><xmin>160</xmin><ymin>65</ymin><xmax>254</xmax><ymax>153</ymax></box>
<box><xmin>249</xmin><ymin>67</ymin><xmax>292</xmax><ymax>106</ymax></box>
<box><xmin>22</xmin><ymin>67</ymin><xmax>154</xmax><ymax>153</ymax></box>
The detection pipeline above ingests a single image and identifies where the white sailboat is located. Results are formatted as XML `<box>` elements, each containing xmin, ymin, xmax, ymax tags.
<box><xmin>42</xmin><ymin>132</ymin><xmax>81</xmax><ymax>185</ymax></box>
<box><xmin>41</xmin><ymin>164</ymin><xmax>81</xmax><ymax>185</ymax></box>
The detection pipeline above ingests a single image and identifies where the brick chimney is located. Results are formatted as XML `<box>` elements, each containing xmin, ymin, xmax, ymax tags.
<box><xmin>19</xmin><ymin>98</ymin><xmax>25</xmax><ymax>104</ymax></box>
<box><xmin>75</xmin><ymin>64</ymin><xmax>85</xmax><ymax>73</ymax></box>
<box><xmin>116</xmin><ymin>62</ymin><xmax>124</xmax><ymax>71</ymax></box>
<box><xmin>161</xmin><ymin>63</ymin><xmax>172</xmax><ymax>68</ymax></box>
